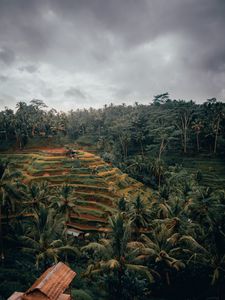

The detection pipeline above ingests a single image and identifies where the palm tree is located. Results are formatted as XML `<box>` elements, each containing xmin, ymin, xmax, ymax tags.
<box><xmin>151</xmin><ymin>187</ymin><xmax>172</xmax><ymax>220</ymax></box>
<box><xmin>212</xmin><ymin>103</ymin><xmax>225</xmax><ymax>154</ymax></box>
<box><xmin>187</xmin><ymin>187</ymin><xmax>224</xmax><ymax>232</ymax></box>
<box><xmin>209</xmin><ymin>226</ymin><xmax>225</xmax><ymax>300</ymax></box>
<box><xmin>117</xmin><ymin>197</ymin><xmax>127</xmax><ymax>213</ymax></box>
<box><xmin>0</xmin><ymin>161</ymin><xmax>23</xmax><ymax>262</ymax></box>
<box><xmin>82</xmin><ymin>213</ymin><xmax>154</xmax><ymax>299</ymax></box>
<box><xmin>51</xmin><ymin>184</ymin><xmax>79</xmax><ymax>224</ymax></box>
<box><xmin>20</xmin><ymin>203</ymin><xmax>79</xmax><ymax>270</ymax></box>
<box><xmin>127</xmin><ymin>195</ymin><xmax>152</xmax><ymax>237</ymax></box>
<box><xmin>50</xmin><ymin>184</ymin><xmax>80</xmax><ymax>263</ymax></box>
<box><xmin>125</xmin><ymin>155</ymin><xmax>146</xmax><ymax>177</ymax></box>
<box><xmin>186</xmin><ymin>224</ymin><xmax>225</xmax><ymax>300</ymax></box>
<box><xmin>149</xmin><ymin>158</ymin><xmax>166</xmax><ymax>188</ymax></box>
<box><xmin>135</xmin><ymin>223</ymin><xmax>205</xmax><ymax>286</ymax></box>
<box><xmin>22</xmin><ymin>181</ymin><xmax>50</xmax><ymax>211</ymax></box>
<box><xmin>192</xmin><ymin>120</ymin><xmax>203</xmax><ymax>152</ymax></box>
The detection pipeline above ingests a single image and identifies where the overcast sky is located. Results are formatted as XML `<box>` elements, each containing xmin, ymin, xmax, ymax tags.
<box><xmin>0</xmin><ymin>0</ymin><xmax>225</xmax><ymax>111</ymax></box>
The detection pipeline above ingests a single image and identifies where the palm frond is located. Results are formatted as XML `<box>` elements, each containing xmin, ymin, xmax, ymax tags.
<box><xmin>105</xmin><ymin>259</ymin><xmax>120</xmax><ymax>270</ymax></box>
<box><xmin>179</xmin><ymin>235</ymin><xmax>207</xmax><ymax>253</ymax></box>
<box><xmin>82</xmin><ymin>242</ymin><xmax>107</xmax><ymax>254</ymax></box>
<box><xmin>126</xmin><ymin>263</ymin><xmax>155</xmax><ymax>283</ymax></box>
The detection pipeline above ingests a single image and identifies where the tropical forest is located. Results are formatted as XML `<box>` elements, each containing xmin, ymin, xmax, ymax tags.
<box><xmin>0</xmin><ymin>96</ymin><xmax>225</xmax><ymax>300</ymax></box>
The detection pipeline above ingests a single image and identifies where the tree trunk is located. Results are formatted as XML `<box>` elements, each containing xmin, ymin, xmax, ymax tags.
<box><xmin>116</xmin><ymin>269</ymin><xmax>123</xmax><ymax>300</ymax></box>
<box><xmin>125</xmin><ymin>143</ymin><xmax>128</xmax><ymax>159</ymax></box>
<box><xmin>158</xmin><ymin>172</ymin><xmax>161</xmax><ymax>188</ymax></box>
<box><xmin>82</xmin><ymin>125</ymin><xmax>85</xmax><ymax>135</ymax></box>
<box><xmin>32</xmin><ymin>125</ymin><xmax>35</xmax><ymax>137</ymax></box>
<box><xmin>98</xmin><ymin>124</ymin><xmax>101</xmax><ymax>137</ymax></box>
<box><xmin>119</xmin><ymin>136</ymin><xmax>126</xmax><ymax>160</ymax></box>
<box><xmin>179</xmin><ymin>112</ymin><xmax>191</xmax><ymax>154</ymax></box>
<box><xmin>65</xmin><ymin>221</ymin><xmax>68</xmax><ymax>263</ymax></box>
<box><xmin>196</xmin><ymin>133</ymin><xmax>200</xmax><ymax>152</ymax></box>
<box><xmin>183</xmin><ymin>128</ymin><xmax>187</xmax><ymax>153</ymax></box>
<box><xmin>159</xmin><ymin>138</ymin><xmax>165</xmax><ymax>160</ymax></box>
<box><xmin>140</xmin><ymin>140</ymin><xmax>144</xmax><ymax>157</ymax></box>
<box><xmin>214</xmin><ymin>116</ymin><xmax>220</xmax><ymax>154</ymax></box>
<box><xmin>166</xmin><ymin>272</ymin><xmax>170</xmax><ymax>285</ymax></box>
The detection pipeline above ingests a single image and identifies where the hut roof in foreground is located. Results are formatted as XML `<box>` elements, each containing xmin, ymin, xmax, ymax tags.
<box><xmin>8</xmin><ymin>262</ymin><xmax>76</xmax><ymax>300</ymax></box>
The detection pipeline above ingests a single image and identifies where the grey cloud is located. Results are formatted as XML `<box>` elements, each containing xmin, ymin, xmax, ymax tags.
<box><xmin>0</xmin><ymin>47</ymin><xmax>15</xmax><ymax>65</ymax></box>
<box><xmin>41</xmin><ymin>88</ymin><xmax>53</xmax><ymax>98</ymax></box>
<box><xmin>19</xmin><ymin>65</ymin><xmax>38</xmax><ymax>73</ymax></box>
<box><xmin>200</xmin><ymin>50</ymin><xmax>225</xmax><ymax>73</ymax></box>
<box><xmin>0</xmin><ymin>94</ymin><xmax>17</xmax><ymax>109</ymax></box>
<box><xmin>0</xmin><ymin>0</ymin><xmax>225</xmax><ymax>111</ymax></box>
<box><xmin>0</xmin><ymin>75</ymin><xmax>9</xmax><ymax>82</ymax></box>
<box><xmin>64</xmin><ymin>88</ymin><xmax>87</xmax><ymax>100</ymax></box>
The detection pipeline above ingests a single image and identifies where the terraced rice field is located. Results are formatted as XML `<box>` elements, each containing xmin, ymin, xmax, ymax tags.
<box><xmin>0</xmin><ymin>147</ymin><xmax>152</xmax><ymax>232</ymax></box>
<box><xmin>182</xmin><ymin>157</ymin><xmax>225</xmax><ymax>189</ymax></box>
<box><xmin>165</xmin><ymin>154</ymin><xmax>225</xmax><ymax>189</ymax></box>
<box><xmin>163</xmin><ymin>151</ymin><xmax>225</xmax><ymax>190</ymax></box>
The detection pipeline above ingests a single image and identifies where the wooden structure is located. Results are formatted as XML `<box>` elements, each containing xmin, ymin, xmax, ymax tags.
<box><xmin>66</xmin><ymin>228</ymin><xmax>85</xmax><ymax>239</ymax></box>
<box><xmin>8</xmin><ymin>262</ymin><xmax>76</xmax><ymax>300</ymax></box>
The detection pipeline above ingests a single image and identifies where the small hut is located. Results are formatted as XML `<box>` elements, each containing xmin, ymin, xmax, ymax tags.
<box><xmin>66</xmin><ymin>228</ymin><xmax>85</xmax><ymax>239</ymax></box>
<box><xmin>8</xmin><ymin>262</ymin><xmax>76</xmax><ymax>300</ymax></box>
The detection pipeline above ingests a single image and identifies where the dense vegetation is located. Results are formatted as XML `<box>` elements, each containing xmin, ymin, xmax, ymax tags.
<box><xmin>1</xmin><ymin>95</ymin><xmax>225</xmax><ymax>187</ymax></box>
<box><xmin>0</xmin><ymin>95</ymin><xmax>225</xmax><ymax>300</ymax></box>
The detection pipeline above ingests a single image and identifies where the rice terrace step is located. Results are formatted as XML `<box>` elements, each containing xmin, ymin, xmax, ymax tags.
<box><xmin>0</xmin><ymin>146</ymin><xmax>151</xmax><ymax>233</ymax></box>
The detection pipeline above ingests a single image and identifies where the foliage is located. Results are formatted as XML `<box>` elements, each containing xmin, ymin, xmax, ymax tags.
<box><xmin>1</xmin><ymin>97</ymin><xmax>225</xmax><ymax>299</ymax></box>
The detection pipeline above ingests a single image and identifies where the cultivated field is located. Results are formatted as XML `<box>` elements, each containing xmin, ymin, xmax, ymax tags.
<box><xmin>0</xmin><ymin>147</ymin><xmax>152</xmax><ymax>232</ymax></box>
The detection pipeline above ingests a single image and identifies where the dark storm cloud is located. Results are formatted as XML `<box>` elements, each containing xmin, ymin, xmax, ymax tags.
<box><xmin>0</xmin><ymin>0</ymin><xmax>225</xmax><ymax>111</ymax></box>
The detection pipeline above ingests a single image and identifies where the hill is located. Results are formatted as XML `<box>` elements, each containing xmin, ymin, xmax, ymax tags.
<box><xmin>0</xmin><ymin>147</ymin><xmax>152</xmax><ymax>232</ymax></box>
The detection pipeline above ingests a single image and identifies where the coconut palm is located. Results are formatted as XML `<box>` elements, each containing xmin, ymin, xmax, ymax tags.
<box><xmin>0</xmin><ymin>161</ymin><xmax>23</xmax><ymax>261</ymax></box>
<box><xmin>117</xmin><ymin>197</ymin><xmax>127</xmax><ymax>213</ymax></box>
<box><xmin>186</xmin><ymin>224</ymin><xmax>225</xmax><ymax>300</ymax></box>
<box><xmin>192</xmin><ymin>120</ymin><xmax>203</xmax><ymax>152</ymax></box>
<box><xmin>22</xmin><ymin>181</ymin><xmax>50</xmax><ymax>211</ymax></box>
<box><xmin>134</xmin><ymin>223</ymin><xmax>205</xmax><ymax>286</ymax></box>
<box><xmin>127</xmin><ymin>195</ymin><xmax>152</xmax><ymax>236</ymax></box>
<box><xmin>164</xmin><ymin>165</ymin><xmax>196</xmax><ymax>198</ymax></box>
<box><xmin>187</xmin><ymin>187</ymin><xmax>224</xmax><ymax>232</ymax></box>
<box><xmin>151</xmin><ymin>196</ymin><xmax>172</xmax><ymax>220</ymax></box>
<box><xmin>149</xmin><ymin>158</ymin><xmax>166</xmax><ymax>188</ymax></box>
<box><xmin>51</xmin><ymin>184</ymin><xmax>79</xmax><ymax>223</ymax></box>
<box><xmin>82</xmin><ymin>213</ymin><xmax>154</xmax><ymax>299</ymax></box>
<box><xmin>20</xmin><ymin>203</ymin><xmax>79</xmax><ymax>270</ymax></box>
<box><xmin>125</xmin><ymin>155</ymin><xmax>146</xmax><ymax>177</ymax></box>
